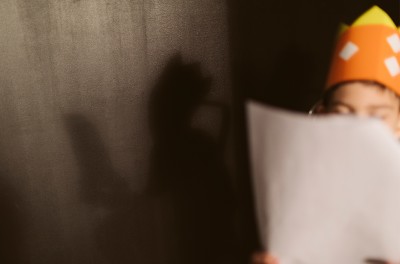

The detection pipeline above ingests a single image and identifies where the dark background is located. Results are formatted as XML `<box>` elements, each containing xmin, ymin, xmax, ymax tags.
<box><xmin>228</xmin><ymin>0</ymin><xmax>399</xmax><ymax>260</ymax></box>
<box><xmin>0</xmin><ymin>0</ymin><xmax>398</xmax><ymax>263</ymax></box>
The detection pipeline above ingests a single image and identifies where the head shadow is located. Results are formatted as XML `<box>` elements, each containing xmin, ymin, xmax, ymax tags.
<box><xmin>64</xmin><ymin>114</ymin><xmax>157</xmax><ymax>264</ymax></box>
<box><xmin>148</xmin><ymin>53</ymin><xmax>237</xmax><ymax>264</ymax></box>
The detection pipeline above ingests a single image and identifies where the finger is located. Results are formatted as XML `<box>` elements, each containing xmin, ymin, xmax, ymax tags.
<box><xmin>267</xmin><ymin>255</ymin><xmax>279</xmax><ymax>264</ymax></box>
<box><xmin>365</xmin><ymin>258</ymin><xmax>391</xmax><ymax>264</ymax></box>
<box><xmin>251</xmin><ymin>252</ymin><xmax>267</xmax><ymax>264</ymax></box>
<box><xmin>251</xmin><ymin>253</ymin><xmax>278</xmax><ymax>264</ymax></box>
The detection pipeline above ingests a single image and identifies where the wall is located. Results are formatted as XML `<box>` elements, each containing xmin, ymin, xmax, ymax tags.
<box><xmin>0</xmin><ymin>0</ymin><xmax>235</xmax><ymax>263</ymax></box>
<box><xmin>1</xmin><ymin>0</ymin><xmax>398</xmax><ymax>263</ymax></box>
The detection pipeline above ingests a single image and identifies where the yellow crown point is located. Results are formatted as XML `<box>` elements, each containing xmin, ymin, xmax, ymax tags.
<box><xmin>352</xmin><ymin>5</ymin><xmax>396</xmax><ymax>29</ymax></box>
<box><xmin>337</xmin><ymin>23</ymin><xmax>350</xmax><ymax>36</ymax></box>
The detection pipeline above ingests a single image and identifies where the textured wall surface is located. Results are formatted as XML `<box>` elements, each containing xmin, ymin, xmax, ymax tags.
<box><xmin>0</xmin><ymin>1</ymin><xmax>234</xmax><ymax>263</ymax></box>
<box><xmin>1</xmin><ymin>0</ymin><xmax>397</xmax><ymax>263</ymax></box>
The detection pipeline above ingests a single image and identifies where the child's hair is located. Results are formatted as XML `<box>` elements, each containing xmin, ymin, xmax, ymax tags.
<box><xmin>321</xmin><ymin>80</ymin><xmax>393</xmax><ymax>108</ymax></box>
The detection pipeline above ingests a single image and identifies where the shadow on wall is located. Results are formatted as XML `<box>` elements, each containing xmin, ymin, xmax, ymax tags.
<box><xmin>0</xmin><ymin>169</ymin><xmax>26</xmax><ymax>264</ymax></box>
<box><xmin>65</xmin><ymin>54</ymin><xmax>237</xmax><ymax>264</ymax></box>
<box><xmin>147</xmin><ymin>54</ymin><xmax>237</xmax><ymax>264</ymax></box>
<box><xmin>64</xmin><ymin>115</ymin><xmax>130</xmax><ymax>207</ymax></box>
<box><xmin>65</xmin><ymin>115</ymin><xmax>158</xmax><ymax>264</ymax></box>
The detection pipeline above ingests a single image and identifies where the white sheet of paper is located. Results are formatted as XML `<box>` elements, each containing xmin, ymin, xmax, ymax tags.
<box><xmin>247</xmin><ymin>101</ymin><xmax>400</xmax><ymax>264</ymax></box>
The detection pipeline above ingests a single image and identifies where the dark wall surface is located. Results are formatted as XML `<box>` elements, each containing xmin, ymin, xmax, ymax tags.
<box><xmin>0</xmin><ymin>0</ymin><xmax>234</xmax><ymax>263</ymax></box>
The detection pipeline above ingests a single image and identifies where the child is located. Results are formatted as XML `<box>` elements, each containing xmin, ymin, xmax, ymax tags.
<box><xmin>252</xmin><ymin>6</ymin><xmax>400</xmax><ymax>264</ymax></box>
<box><xmin>318</xmin><ymin>80</ymin><xmax>400</xmax><ymax>137</ymax></box>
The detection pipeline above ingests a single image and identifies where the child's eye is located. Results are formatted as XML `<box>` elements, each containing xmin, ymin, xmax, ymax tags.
<box><xmin>330</xmin><ymin>108</ymin><xmax>351</xmax><ymax>114</ymax></box>
<box><xmin>331</xmin><ymin>112</ymin><xmax>351</xmax><ymax>116</ymax></box>
<box><xmin>371</xmin><ymin>114</ymin><xmax>387</xmax><ymax>120</ymax></box>
<box><xmin>335</xmin><ymin>110</ymin><xmax>349</xmax><ymax>113</ymax></box>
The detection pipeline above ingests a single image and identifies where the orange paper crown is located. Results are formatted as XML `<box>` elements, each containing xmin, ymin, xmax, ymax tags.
<box><xmin>326</xmin><ymin>6</ymin><xmax>400</xmax><ymax>95</ymax></box>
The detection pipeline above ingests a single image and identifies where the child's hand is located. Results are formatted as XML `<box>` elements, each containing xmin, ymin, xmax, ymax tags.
<box><xmin>250</xmin><ymin>254</ymin><xmax>400</xmax><ymax>264</ymax></box>
<box><xmin>251</xmin><ymin>252</ymin><xmax>278</xmax><ymax>264</ymax></box>
<box><xmin>251</xmin><ymin>255</ymin><xmax>398</xmax><ymax>264</ymax></box>
<box><xmin>365</xmin><ymin>259</ymin><xmax>397</xmax><ymax>264</ymax></box>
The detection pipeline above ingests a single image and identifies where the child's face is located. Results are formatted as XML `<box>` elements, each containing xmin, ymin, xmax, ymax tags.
<box><xmin>324</xmin><ymin>82</ymin><xmax>400</xmax><ymax>137</ymax></box>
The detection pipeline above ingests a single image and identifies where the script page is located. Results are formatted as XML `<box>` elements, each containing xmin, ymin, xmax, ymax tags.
<box><xmin>247</xmin><ymin>101</ymin><xmax>400</xmax><ymax>264</ymax></box>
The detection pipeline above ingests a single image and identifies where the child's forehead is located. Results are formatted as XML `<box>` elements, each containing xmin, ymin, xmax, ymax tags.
<box><xmin>332</xmin><ymin>81</ymin><xmax>394</xmax><ymax>96</ymax></box>
<box><xmin>325</xmin><ymin>81</ymin><xmax>400</xmax><ymax>106</ymax></box>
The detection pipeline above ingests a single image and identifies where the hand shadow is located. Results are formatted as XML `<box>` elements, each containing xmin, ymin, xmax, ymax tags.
<box><xmin>365</xmin><ymin>259</ymin><xmax>391</xmax><ymax>264</ymax></box>
<box><xmin>65</xmin><ymin>115</ymin><xmax>157</xmax><ymax>264</ymax></box>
